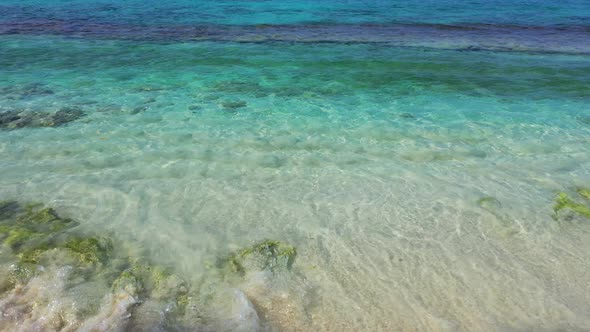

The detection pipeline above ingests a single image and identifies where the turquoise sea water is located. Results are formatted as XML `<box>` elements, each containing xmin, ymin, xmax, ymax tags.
<box><xmin>1</xmin><ymin>1</ymin><xmax>590</xmax><ymax>331</ymax></box>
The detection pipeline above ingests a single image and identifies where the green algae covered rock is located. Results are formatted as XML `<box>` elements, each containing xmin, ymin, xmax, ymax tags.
<box><xmin>577</xmin><ymin>188</ymin><xmax>590</xmax><ymax>201</ymax></box>
<box><xmin>17</xmin><ymin>244</ymin><xmax>52</xmax><ymax>264</ymax></box>
<box><xmin>18</xmin><ymin>204</ymin><xmax>78</xmax><ymax>232</ymax></box>
<box><xmin>223</xmin><ymin>240</ymin><xmax>297</xmax><ymax>276</ymax></box>
<box><xmin>3</xmin><ymin>227</ymin><xmax>43</xmax><ymax>250</ymax></box>
<box><xmin>112</xmin><ymin>269</ymin><xmax>143</xmax><ymax>295</ymax></box>
<box><xmin>64</xmin><ymin>236</ymin><xmax>113</xmax><ymax>265</ymax></box>
<box><xmin>477</xmin><ymin>196</ymin><xmax>502</xmax><ymax>211</ymax></box>
<box><xmin>0</xmin><ymin>201</ymin><xmax>114</xmax><ymax>269</ymax></box>
<box><xmin>16</xmin><ymin>236</ymin><xmax>112</xmax><ymax>267</ymax></box>
<box><xmin>554</xmin><ymin>190</ymin><xmax>590</xmax><ymax>220</ymax></box>
<box><xmin>5</xmin><ymin>262</ymin><xmax>40</xmax><ymax>289</ymax></box>
<box><xmin>0</xmin><ymin>201</ymin><xmax>20</xmax><ymax>220</ymax></box>
<box><xmin>127</xmin><ymin>259</ymin><xmax>189</xmax><ymax>301</ymax></box>
<box><xmin>0</xmin><ymin>202</ymin><xmax>79</xmax><ymax>251</ymax></box>
<box><xmin>0</xmin><ymin>200</ymin><xmax>198</xmax><ymax>330</ymax></box>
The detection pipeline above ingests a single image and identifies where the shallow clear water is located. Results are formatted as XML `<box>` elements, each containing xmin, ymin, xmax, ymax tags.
<box><xmin>1</xmin><ymin>1</ymin><xmax>590</xmax><ymax>331</ymax></box>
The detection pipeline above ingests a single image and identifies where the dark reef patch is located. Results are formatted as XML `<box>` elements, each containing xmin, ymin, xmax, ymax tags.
<box><xmin>0</xmin><ymin>107</ymin><xmax>85</xmax><ymax>129</ymax></box>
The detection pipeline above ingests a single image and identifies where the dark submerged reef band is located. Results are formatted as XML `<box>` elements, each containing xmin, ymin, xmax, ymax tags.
<box><xmin>1</xmin><ymin>21</ymin><xmax>590</xmax><ymax>55</ymax></box>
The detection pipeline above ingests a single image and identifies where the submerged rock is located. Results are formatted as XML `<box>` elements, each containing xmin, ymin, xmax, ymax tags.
<box><xmin>52</xmin><ymin>106</ymin><xmax>85</xmax><ymax>125</ymax></box>
<box><xmin>64</xmin><ymin>236</ymin><xmax>113</xmax><ymax>265</ymax></box>
<box><xmin>225</xmin><ymin>289</ymin><xmax>261</xmax><ymax>332</ymax></box>
<box><xmin>131</xmin><ymin>105</ymin><xmax>149</xmax><ymax>115</ymax></box>
<box><xmin>111</xmin><ymin>269</ymin><xmax>143</xmax><ymax>296</ymax></box>
<box><xmin>0</xmin><ymin>200</ymin><xmax>194</xmax><ymax>330</ymax></box>
<box><xmin>0</xmin><ymin>202</ymin><xmax>107</xmax><ymax>265</ymax></box>
<box><xmin>398</xmin><ymin>112</ymin><xmax>416</xmax><ymax>119</ymax></box>
<box><xmin>213</xmin><ymin>81</ymin><xmax>261</xmax><ymax>94</ymax></box>
<box><xmin>0</xmin><ymin>107</ymin><xmax>85</xmax><ymax>129</ymax></box>
<box><xmin>0</xmin><ymin>266</ymin><xmax>79</xmax><ymax>331</ymax></box>
<box><xmin>1</xmin><ymin>200</ymin><xmax>307</xmax><ymax>331</ymax></box>
<box><xmin>221</xmin><ymin>100</ymin><xmax>247</xmax><ymax>110</ymax></box>
<box><xmin>223</xmin><ymin>240</ymin><xmax>297</xmax><ymax>276</ymax></box>
<box><xmin>475</xmin><ymin>196</ymin><xmax>526</xmax><ymax>237</ymax></box>
<box><xmin>259</xmin><ymin>155</ymin><xmax>286</xmax><ymax>168</ymax></box>
<box><xmin>0</xmin><ymin>201</ymin><xmax>20</xmax><ymax>220</ymax></box>
<box><xmin>79</xmin><ymin>270</ymin><xmax>142</xmax><ymax>332</ymax></box>
<box><xmin>577</xmin><ymin>116</ymin><xmax>590</xmax><ymax>126</ymax></box>
<box><xmin>554</xmin><ymin>191</ymin><xmax>590</xmax><ymax>220</ymax></box>
<box><xmin>127</xmin><ymin>299</ymin><xmax>169</xmax><ymax>331</ymax></box>
<box><xmin>578</xmin><ymin>187</ymin><xmax>590</xmax><ymax>201</ymax></box>
<box><xmin>0</xmin><ymin>111</ymin><xmax>22</xmax><ymax>127</ymax></box>
<box><xmin>127</xmin><ymin>258</ymin><xmax>189</xmax><ymax>301</ymax></box>
<box><xmin>0</xmin><ymin>110</ymin><xmax>32</xmax><ymax>128</ymax></box>
<box><xmin>20</xmin><ymin>83</ymin><xmax>55</xmax><ymax>98</ymax></box>
<box><xmin>133</xmin><ymin>86</ymin><xmax>166</xmax><ymax>92</ymax></box>
<box><xmin>477</xmin><ymin>196</ymin><xmax>502</xmax><ymax>211</ymax></box>
<box><xmin>0</xmin><ymin>83</ymin><xmax>54</xmax><ymax>100</ymax></box>
<box><xmin>0</xmin><ymin>202</ymin><xmax>78</xmax><ymax>251</ymax></box>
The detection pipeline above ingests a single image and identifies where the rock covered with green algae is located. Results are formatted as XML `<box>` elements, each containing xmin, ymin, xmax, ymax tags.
<box><xmin>477</xmin><ymin>196</ymin><xmax>502</xmax><ymax>211</ymax></box>
<box><xmin>578</xmin><ymin>188</ymin><xmax>590</xmax><ymax>201</ymax></box>
<box><xmin>554</xmin><ymin>188</ymin><xmax>590</xmax><ymax>220</ymax></box>
<box><xmin>0</xmin><ymin>201</ymin><xmax>78</xmax><ymax>251</ymax></box>
<box><xmin>0</xmin><ymin>200</ymin><xmax>194</xmax><ymax>331</ymax></box>
<box><xmin>114</xmin><ymin>258</ymin><xmax>189</xmax><ymax>302</ymax></box>
<box><xmin>0</xmin><ymin>201</ymin><xmax>115</xmax><ymax>297</ymax></box>
<box><xmin>0</xmin><ymin>200</ymin><xmax>308</xmax><ymax>331</ymax></box>
<box><xmin>122</xmin><ymin>260</ymin><xmax>193</xmax><ymax>330</ymax></box>
<box><xmin>64</xmin><ymin>236</ymin><xmax>113</xmax><ymax>265</ymax></box>
<box><xmin>0</xmin><ymin>200</ymin><xmax>20</xmax><ymax>220</ymax></box>
<box><xmin>0</xmin><ymin>201</ymin><xmax>114</xmax><ymax>268</ymax></box>
<box><xmin>223</xmin><ymin>240</ymin><xmax>297</xmax><ymax>276</ymax></box>
<box><xmin>211</xmin><ymin>240</ymin><xmax>312</xmax><ymax>331</ymax></box>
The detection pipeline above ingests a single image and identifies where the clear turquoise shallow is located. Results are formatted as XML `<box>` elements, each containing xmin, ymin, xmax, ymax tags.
<box><xmin>1</xmin><ymin>1</ymin><xmax>590</xmax><ymax>331</ymax></box>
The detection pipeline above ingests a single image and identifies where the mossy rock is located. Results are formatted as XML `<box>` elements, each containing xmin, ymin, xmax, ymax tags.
<box><xmin>223</xmin><ymin>240</ymin><xmax>297</xmax><ymax>276</ymax></box>
<box><xmin>0</xmin><ymin>200</ymin><xmax>193</xmax><ymax>317</ymax></box>
<box><xmin>3</xmin><ymin>227</ymin><xmax>44</xmax><ymax>250</ymax></box>
<box><xmin>17</xmin><ymin>204</ymin><xmax>78</xmax><ymax>232</ymax></box>
<box><xmin>577</xmin><ymin>188</ymin><xmax>590</xmax><ymax>201</ymax></box>
<box><xmin>64</xmin><ymin>236</ymin><xmax>113</xmax><ymax>265</ymax></box>
<box><xmin>18</xmin><ymin>206</ymin><xmax>59</xmax><ymax>224</ymax></box>
<box><xmin>7</xmin><ymin>262</ymin><xmax>39</xmax><ymax>287</ymax></box>
<box><xmin>0</xmin><ymin>200</ymin><xmax>21</xmax><ymax>220</ymax></box>
<box><xmin>477</xmin><ymin>196</ymin><xmax>501</xmax><ymax>211</ymax></box>
<box><xmin>0</xmin><ymin>224</ymin><xmax>10</xmax><ymax>236</ymax></box>
<box><xmin>554</xmin><ymin>192</ymin><xmax>590</xmax><ymax>220</ymax></box>
<box><xmin>0</xmin><ymin>202</ymin><xmax>79</xmax><ymax>250</ymax></box>
<box><xmin>112</xmin><ymin>269</ymin><xmax>143</xmax><ymax>296</ymax></box>
<box><xmin>17</xmin><ymin>244</ymin><xmax>52</xmax><ymax>264</ymax></box>
<box><xmin>128</xmin><ymin>259</ymin><xmax>188</xmax><ymax>300</ymax></box>
<box><xmin>13</xmin><ymin>235</ymin><xmax>113</xmax><ymax>267</ymax></box>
